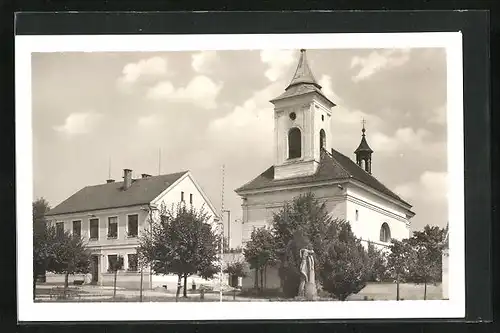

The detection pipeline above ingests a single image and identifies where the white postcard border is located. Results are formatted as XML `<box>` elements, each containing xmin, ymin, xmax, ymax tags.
<box><xmin>16</xmin><ymin>32</ymin><xmax>465</xmax><ymax>321</ymax></box>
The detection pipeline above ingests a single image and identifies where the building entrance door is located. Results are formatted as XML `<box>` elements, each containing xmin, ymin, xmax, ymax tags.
<box><xmin>91</xmin><ymin>255</ymin><xmax>99</xmax><ymax>284</ymax></box>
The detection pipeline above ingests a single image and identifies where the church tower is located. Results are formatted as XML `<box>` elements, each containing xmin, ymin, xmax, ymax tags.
<box><xmin>270</xmin><ymin>49</ymin><xmax>336</xmax><ymax>180</ymax></box>
<box><xmin>354</xmin><ymin>120</ymin><xmax>374</xmax><ymax>174</ymax></box>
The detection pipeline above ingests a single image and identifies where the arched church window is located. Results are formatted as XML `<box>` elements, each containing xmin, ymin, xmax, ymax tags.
<box><xmin>360</xmin><ymin>159</ymin><xmax>365</xmax><ymax>169</ymax></box>
<box><xmin>288</xmin><ymin>127</ymin><xmax>302</xmax><ymax>159</ymax></box>
<box><xmin>319</xmin><ymin>129</ymin><xmax>326</xmax><ymax>149</ymax></box>
<box><xmin>380</xmin><ymin>223</ymin><xmax>391</xmax><ymax>243</ymax></box>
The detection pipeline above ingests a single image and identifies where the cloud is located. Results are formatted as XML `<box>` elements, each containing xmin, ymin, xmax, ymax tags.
<box><xmin>53</xmin><ymin>112</ymin><xmax>103</xmax><ymax>135</ymax></box>
<box><xmin>371</xmin><ymin>127</ymin><xmax>431</xmax><ymax>153</ymax></box>
<box><xmin>208</xmin><ymin>82</ymin><xmax>280</xmax><ymax>152</ymax></box>
<box><xmin>191</xmin><ymin>51</ymin><xmax>218</xmax><ymax>74</ymax></box>
<box><xmin>260</xmin><ymin>49</ymin><xmax>295</xmax><ymax>82</ymax></box>
<box><xmin>351</xmin><ymin>49</ymin><xmax>410</xmax><ymax>82</ymax></box>
<box><xmin>318</xmin><ymin>74</ymin><xmax>343</xmax><ymax>104</ymax></box>
<box><xmin>429</xmin><ymin>104</ymin><xmax>447</xmax><ymax>125</ymax></box>
<box><xmin>118</xmin><ymin>56</ymin><xmax>168</xmax><ymax>84</ymax></box>
<box><xmin>147</xmin><ymin>75</ymin><xmax>222</xmax><ymax>109</ymax></box>
<box><xmin>138</xmin><ymin>114</ymin><xmax>162</xmax><ymax>128</ymax></box>
<box><xmin>394</xmin><ymin>171</ymin><xmax>448</xmax><ymax>202</ymax></box>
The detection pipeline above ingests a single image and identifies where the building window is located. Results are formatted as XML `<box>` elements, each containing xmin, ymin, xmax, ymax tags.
<box><xmin>289</xmin><ymin>112</ymin><xmax>296</xmax><ymax>120</ymax></box>
<box><xmin>288</xmin><ymin>127</ymin><xmax>302</xmax><ymax>159</ymax></box>
<box><xmin>380</xmin><ymin>223</ymin><xmax>391</xmax><ymax>243</ymax></box>
<box><xmin>319</xmin><ymin>129</ymin><xmax>326</xmax><ymax>149</ymax></box>
<box><xmin>355</xmin><ymin>210</ymin><xmax>359</xmax><ymax>221</ymax></box>
<box><xmin>107</xmin><ymin>217</ymin><xmax>118</xmax><ymax>239</ymax></box>
<box><xmin>107</xmin><ymin>255</ymin><xmax>117</xmax><ymax>272</ymax></box>
<box><xmin>190</xmin><ymin>193</ymin><xmax>193</xmax><ymax>205</ymax></box>
<box><xmin>56</xmin><ymin>222</ymin><xmax>64</xmax><ymax>237</ymax></box>
<box><xmin>72</xmin><ymin>220</ymin><xmax>82</xmax><ymax>238</ymax></box>
<box><xmin>181</xmin><ymin>191</ymin><xmax>185</xmax><ymax>202</ymax></box>
<box><xmin>321</xmin><ymin>114</ymin><xmax>325</xmax><ymax>121</ymax></box>
<box><xmin>89</xmin><ymin>218</ymin><xmax>99</xmax><ymax>240</ymax></box>
<box><xmin>127</xmin><ymin>214</ymin><xmax>138</xmax><ymax>237</ymax></box>
<box><xmin>128</xmin><ymin>253</ymin><xmax>138</xmax><ymax>272</ymax></box>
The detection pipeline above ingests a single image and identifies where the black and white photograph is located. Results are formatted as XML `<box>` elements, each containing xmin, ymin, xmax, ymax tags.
<box><xmin>16</xmin><ymin>32</ymin><xmax>465</xmax><ymax>321</ymax></box>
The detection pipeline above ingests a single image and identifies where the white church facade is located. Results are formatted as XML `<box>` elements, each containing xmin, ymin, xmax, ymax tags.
<box><xmin>235</xmin><ymin>49</ymin><xmax>415</xmax><ymax>289</ymax></box>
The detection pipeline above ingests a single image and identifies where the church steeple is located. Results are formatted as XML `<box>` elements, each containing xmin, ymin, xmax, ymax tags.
<box><xmin>285</xmin><ymin>49</ymin><xmax>322</xmax><ymax>90</ymax></box>
<box><xmin>355</xmin><ymin>119</ymin><xmax>373</xmax><ymax>174</ymax></box>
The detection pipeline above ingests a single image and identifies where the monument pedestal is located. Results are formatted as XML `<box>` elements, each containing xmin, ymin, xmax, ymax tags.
<box><xmin>305</xmin><ymin>282</ymin><xmax>318</xmax><ymax>301</ymax></box>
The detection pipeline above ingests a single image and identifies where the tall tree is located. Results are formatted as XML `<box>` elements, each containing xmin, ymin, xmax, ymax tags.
<box><xmin>319</xmin><ymin>221</ymin><xmax>370</xmax><ymax>301</ymax></box>
<box><xmin>138</xmin><ymin>203</ymin><xmax>219</xmax><ymax>298</ymax></box>
<box><xmin>32</xmin><ymin>198</ymin><xmax>51</xmax><ymax>299</ymax></box>
<box><xmin>406</xmin><ymin>225</ymin><xmax>445</xmax><ymax>300</ymax></box>
<box><xmin>271</xmin><ymin>193</ymin><xmax>332</xmax><ymax>297</ymax></box>
<box><xmin>387</xmin><ymin>239</ymin><xmax>412</xmax><ymax>301</ymax></box>
<box><xmin>243</xmin><ymin>227</ymin><xmax>276</xmax><ymax>290</ymax></box>
<box><xmin>366</xmin><ymin>241</ymin><xmax>390</xmax><ymax>282</ymax></box>
<box><xmin>108</xmin><ymin>255</ymin><xmax>124</xmax><ymax>298</ymax></box>
<box><xmin>47</xmin><ymin>228</ymin><xmax>91</xmax><ymax>293</ymax></box>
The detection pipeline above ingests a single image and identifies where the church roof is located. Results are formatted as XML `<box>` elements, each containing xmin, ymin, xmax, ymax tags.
<box><xmin>287</xmin><ymin>49</ymin><xmax>321</xmax><ymax>90</ymax></box>
<box><xmin>270</xmin><ymin>49</ymin><xmax>336</xmax><ymax>107</ymax></box>
<box><xmin>235</xmin><ymin>149</ymin><xmax>410</xmax><ymax>206</ymax></box>
<box><xmin>46</xmin><ymin>171</ymin><xmax>188</xmax><ymax>216</ymax></box>
<box><xmin>354</xmin><ymin>130</ymin><xmax>373</xmax><ymax>154</ymax></box>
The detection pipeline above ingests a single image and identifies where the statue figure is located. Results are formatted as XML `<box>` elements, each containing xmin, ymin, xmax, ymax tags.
<box><xmin>298</xmin><ymin>248</ymin><xmax>317</xmax><ymax>300</ymax></box>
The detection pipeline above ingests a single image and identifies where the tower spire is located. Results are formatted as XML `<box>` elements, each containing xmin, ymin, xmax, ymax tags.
<box><xmin>355</xmin><ymin>119</ymin><xmax>373</xmax><ymax>174</ymax></box>
<box><xmin>285</xmin><ymin>49</ymin><xmax>321</xmax><ymax>90</ymax></box>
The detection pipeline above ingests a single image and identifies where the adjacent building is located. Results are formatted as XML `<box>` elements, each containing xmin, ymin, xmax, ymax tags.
<box><xmin>45</xmin><ymin>169</ymin><xmax>218</xmax><ymax>287</ymax></box>
<box><xmin>235</xmin><ymin>49</ymin><xmax>415</xmax><ymax>289</ymax></box>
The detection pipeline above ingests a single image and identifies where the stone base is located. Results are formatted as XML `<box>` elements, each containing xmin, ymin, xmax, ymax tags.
<box><xmin>305</xmin><ymin>282</ymin><xmax>317</xmax><ymax>301</ymax></box>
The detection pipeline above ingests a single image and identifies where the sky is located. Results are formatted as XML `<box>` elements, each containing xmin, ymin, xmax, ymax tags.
<box><xmin>32</xmin><ymin>48</ymin><xmax>448</xmax><ymax>246</ymax></box>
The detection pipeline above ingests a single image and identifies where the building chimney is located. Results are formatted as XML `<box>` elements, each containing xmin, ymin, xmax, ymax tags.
<box><xmin>141</xmin><ymin>173</ymin><xmax>152</xmax><ymax>179</ymax></box>
<box><xmin>123</xmin><ymin>169</ymin><xmax>132</xmax><ymax>190</ymax></box>
<box><xmin>106</xmin><ymin>179</ymin><xmax>115</xmax><ymax>183</ymax></box>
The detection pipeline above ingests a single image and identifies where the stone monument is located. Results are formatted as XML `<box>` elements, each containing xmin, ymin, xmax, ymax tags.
<box><xmin>298</xmin><ymin>248</ymin><xmax>317</xmax><ymax>300</ymax></box>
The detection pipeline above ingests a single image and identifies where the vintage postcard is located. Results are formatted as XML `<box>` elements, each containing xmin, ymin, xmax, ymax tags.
<box><xmin>16</xmin><ymin>32</ymin><xmax>464</xmax><ymax>321</ymax></box>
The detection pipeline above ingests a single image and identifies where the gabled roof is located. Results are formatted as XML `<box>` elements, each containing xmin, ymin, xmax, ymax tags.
<box><xmin>46</xmin><ymin>171</ymin><xmax>188</xmax><ymax>216</ymax></box>
<box><xmin>235</xmin><ymin>149</ymin><xmax>410</xmax><ymax>207</ymax></box>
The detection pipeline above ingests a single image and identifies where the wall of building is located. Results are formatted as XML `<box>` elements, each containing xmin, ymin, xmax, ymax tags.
<box><xmin>241</xmin><ymin>184</ymin><xmax>345</xmax><ymax>244</ymax></box>
<box><xmin>151</xmin><ymin>172</ymin><xmax>218</xmax><ymax>224</ymax></box>
<box><xmin>47</xmin><ymin>205</ymin><xmax>149</xmax><ymax>255</ymax></box>
<box><xmin>345</xmin><ymin>184</ymin><xmax>411</xmax><ymax>246</ymax></box>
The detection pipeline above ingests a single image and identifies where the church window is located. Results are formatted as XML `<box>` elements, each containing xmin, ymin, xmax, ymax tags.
<box><xmin>288</xmin><ymin>127</ymin><xmax>302</xmax><ymax>159</ymax></box>
<box><xmin>321</xmin><ymin>115</ymin><xmax>324</xmax><ymax>121</ymax></box>
<box><xmin>289</xmin><ymin>112</ymin><xmax>296</xmax><ymax>120</ymax></box>
<box><xmin>380</xmin><ymin>223</ymin><xmax>391</xmax><ymax>243</ymax></box>
<box><xmin>355</xmin><ymin>209</ymin><xmax>359</xmax><ymax>221</ymax></box>
<box><xmin>360</xmin><ymin>159</ymin><xmax>366</xmax><ymax>170</ymax></box>
<box><xmin>319</xmin><ymin>129</ymin><xmax>326</xmax><ymax>149</ymax></box>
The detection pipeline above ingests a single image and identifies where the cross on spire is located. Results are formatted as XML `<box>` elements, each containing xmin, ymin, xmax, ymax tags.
<box><xmin>361</xmin><ymin>118</ymin><xmax>366</xmax><ymax>135</ymax></box>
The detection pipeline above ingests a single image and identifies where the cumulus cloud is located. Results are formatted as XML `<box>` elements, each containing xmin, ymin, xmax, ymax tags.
<box><xmin>138</xmin><ymin>114</ymin><xmax>162</xmax><ymax>128</ymax></box>
<box><xmin>118</xmin><ymin>56</ymin><xmax>168</xmax><ymax>84</ymax></box>
<box><xmin>394</xmin><ymin>171</ymin><xmax>448</xmax><ymax>202</ymax></box>
<box><xmin>53</xmin><ymin>112</ymin><xmax>103</xmax><ymax>135</ymax></box>
<box><xmin>191</xmin><ymin>50</ymin><xmax>218</xmax><ymax>74</ymax></box>
<box><xmin>318</xmin><ymin>74</ymin><xmax>343</xmax><ymax>104</ymax></box>
<box><xmin>429</xmin><ymin>104</ymin><xmax>447</xmax><ymax>125</ymax></box>
<box><xmin>351</xmin><ymin>49</ymin><xmax>410</xmax><ymax>82</ymax></box>
<box><xmin>208</xmin><ymin>82</ymin><xmax>280</xmax><ymax>151</ymax></box>
<box><xmin>371</xmin><ymin>127</ymin><xmax>431</xmax><ymax>153</ymax></box>
<box><xmin>260</xmin><ymin>49</ymin><xmax>295</xmax><ymax>82</ymax></box>
<box><xmin>147</xmin><ymin>75</ymin><xmax>222</xmax><ymax>109</ymax></box>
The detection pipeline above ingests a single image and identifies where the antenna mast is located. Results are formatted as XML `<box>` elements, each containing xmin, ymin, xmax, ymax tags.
<box><xmin>158</xmin><ymin>148</ymin><xmax>161</xmax><ymax>175</ymax></box>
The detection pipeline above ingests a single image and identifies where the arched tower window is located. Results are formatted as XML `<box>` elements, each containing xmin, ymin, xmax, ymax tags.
<box><xmin>319</xmin><ymin>129</ymin><xmax>326</xmax><ymax>150</ymax></box>
<box><xmin>379</xmin><ymin>223</ymin><xmax>391</xmax><ymax>243</ymax></box>
<box><xmin>288</xmin><ymin>127</ymin><xmax>302</xmax><ymax>159</ymax></box>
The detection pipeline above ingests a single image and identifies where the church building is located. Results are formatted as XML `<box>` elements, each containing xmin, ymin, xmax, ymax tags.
<box><xmin>235</xmin><ymin>49</ymin><xmax>415</xmax><ymax>289</ymax></box>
